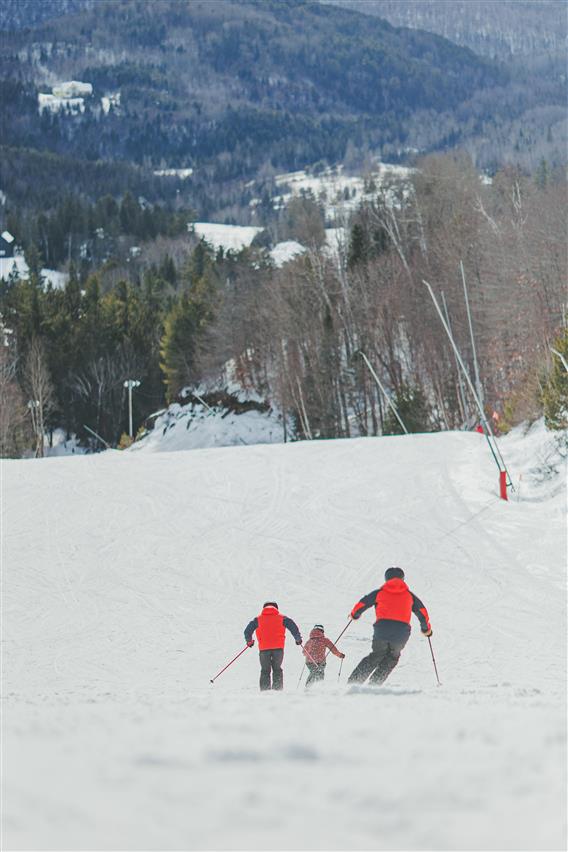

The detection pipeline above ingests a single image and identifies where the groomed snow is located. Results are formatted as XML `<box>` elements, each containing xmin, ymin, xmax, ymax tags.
<box><xmin>2</xmin><ymin>424</ymin><xmax>566</xmax><ymax>850</ymax></box>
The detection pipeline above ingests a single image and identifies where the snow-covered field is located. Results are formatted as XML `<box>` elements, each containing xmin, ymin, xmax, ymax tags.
<box><xmin>2</xmin><ymin>424</ymin><xmax>566</xmax><ymax>850</ymax></box>
<box><xmin>192</xmin><ymin>223</ymin><xmax>262</xmax><ymax>252</ymax></box>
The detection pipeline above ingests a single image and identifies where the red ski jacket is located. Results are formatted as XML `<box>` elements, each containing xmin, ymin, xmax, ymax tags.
<box><xmin>244</xmin><ymin>606</ymin><xmax>302</xmax><ymax>651</ymax></box>
<box><xmin>350</xmin><ymin>579</ymin><xmax>431</xmax><ymax>632</ymax></box>
<box><xmin>303</xmin><ymin>628</ymin><xmax>343</xmax><ymax>664</ymax></box>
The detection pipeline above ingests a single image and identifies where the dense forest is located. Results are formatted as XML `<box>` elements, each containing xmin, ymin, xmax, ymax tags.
<box><xmin>1</xmin><ymin>153</ymin><xmax>566</xmax><ymax>456</ymax></box>
<box><xmin>328</xmin><ymin>1</ymin><xmax>567</xmax><ymax>61</ymax></box>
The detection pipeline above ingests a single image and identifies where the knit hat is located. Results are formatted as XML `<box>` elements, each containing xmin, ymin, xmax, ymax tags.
<box><xmin>384</xmin><ymin>567</ymin><xmax>405</xmax><ymax>581</ymax></box>
<box><xmin>263</xmin><ymin>601</ymin><xmax>279</xmax><ymax>609</ymax></box>
<box><xmin>313</xmin><ymin>624</ymin><xmax>324</xmax><ymax>631</ymax></box>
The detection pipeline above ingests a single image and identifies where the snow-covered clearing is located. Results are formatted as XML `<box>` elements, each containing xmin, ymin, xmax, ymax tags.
<box><xmin>154</xmin><ymin>168</ymin><xmax>192</xmax><ymax>179</ymax></box>
<box><xmin>270</xmin><ymin>239</ymin><xmax>306</xmax><ymax>267</ymax></box>
<box><xmin>0</xmin><ymin>257</ymin><xmax>68</xmax><ymax>290</ymax></box>
<box><xmin>269</xmin><ymin>162</ymin><xmax>414</xmax><ymax>220</ymax></box>
<box><xmin>2</xmin><ymin>424</ymin><xmax>566</xmax><ymax>850</ymax></box>
<box><xmin>192</xmin><ymin>223</ymin><xmax>262</xmax><ymax>252</ymax></box>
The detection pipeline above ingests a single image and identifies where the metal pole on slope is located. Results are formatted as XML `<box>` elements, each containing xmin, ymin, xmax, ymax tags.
<box><xmin>427</xmin><ymin>279</ymin><xmax>507</xmax><ymax>478</ymax></box>
<box><xmin>83</xmin><ymin>423</ymin><xmax>111</xmax><ymax>449</ymax></box>
<box><xmin>338</xmin><ymin>657</ymin><xmax>344</xmax><ymax>682</ymax></box>
<box><xmin>427</xmin><ymin>637</ymin><xmax>441</xmax><ymax>686</ymax></box>
<box><xmin>460</xmin><ymin>260</ymin><xmax>485</xmax><ymax>412</ymax></box>
<box><xmin>354</xmin><ymin>350</ymin><xmax>409</xmax><ymax>435</ymax></box>
<box><xmin>440</xmin><ymin>291</ymin><xmax>469</xmax><ymax>424</ymax></box>
<box><xmin>423</xmin><ymin>280</ymin><xmax>514</xmax><ymax>494</ymax></box>
<box><xmin>550</xmin><ymin>347</ymin><xmax>568</xmax><ymax>373</ymax></box>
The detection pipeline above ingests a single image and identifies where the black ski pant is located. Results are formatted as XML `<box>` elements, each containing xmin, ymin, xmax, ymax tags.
<box><xmin>259</xmin><ymin>648</ymin><xmax>284</xmax><ymax>691</ymax></box>
<box><xmin>305</xmin><ymin>661</ymin><xmax>326</xmax><ymax>687</ymax></box>
<box><xmin>348</xmin><ymin>632</ymin><xmax>409</xmax><ymax>686</ymax></box>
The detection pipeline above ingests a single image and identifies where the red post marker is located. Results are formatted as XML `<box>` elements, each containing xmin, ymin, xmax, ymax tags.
<box><xmin>499</xmin><ymin>470</ymin><xmax>508</xmax><ymax>501</ymax></box>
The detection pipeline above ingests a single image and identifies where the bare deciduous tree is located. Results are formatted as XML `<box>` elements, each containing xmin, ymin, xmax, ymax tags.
<box><xmin>0</xmin><ymin>345</ymin><xmax>31</xmax><ymax>457</ymax></box>
<box><xmin>22</xmin><ymin>337</ymin><xmax>56</xmax><ymax>458</ymax></box>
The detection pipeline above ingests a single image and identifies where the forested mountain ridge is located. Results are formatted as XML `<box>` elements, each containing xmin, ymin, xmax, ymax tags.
<box><xmin>326</xmin><ymin>1</ymin><xmax>567</xmax><ymax>60</ymax></box>
<box><xmin>1</xmin><ymin>0</ymin><xmax>507</xmax><ymax>213</ymax></box>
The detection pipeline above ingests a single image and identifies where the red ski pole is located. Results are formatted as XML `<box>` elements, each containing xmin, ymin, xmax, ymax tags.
<box><xmin>297</xmin><ymin>644</ymin><xmax>319</xmax><ymax>690</ymax></box>
<box><xmin>210</xmin><ymin>644</ymin><xmax>250</xmax><ymax>684</ymax></box>
<box><xmin>302</xmin><ymin>645</ymin><xmax>318</xmax><ymax>666</ymax></box>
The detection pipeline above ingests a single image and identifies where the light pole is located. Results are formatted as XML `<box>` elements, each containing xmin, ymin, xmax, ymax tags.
<box><xmin>123</xmin><ymin>379</ymin><xmax>140</xmax><ymax>438</ymax></box>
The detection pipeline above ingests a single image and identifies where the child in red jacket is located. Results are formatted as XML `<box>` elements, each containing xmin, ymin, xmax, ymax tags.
<box><xmin>303</xmin><ymin>624</ymin><xmax>345</xmax><ymax>687</ymax></box>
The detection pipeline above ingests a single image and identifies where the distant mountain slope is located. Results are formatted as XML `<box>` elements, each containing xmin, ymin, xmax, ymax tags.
<box><xmin>1</xmin><ymin>0</ymin><xmax>565</xmax><ymax>217</ymax></box>
<box><xmin>0</xmin><ymin>0</ymin><xmax>503</xmax><ymax>205</ymax></box>
<box><xmin>325</xmin><ymin>0</ymin><xmax>567</xmax><ymax>60</ymax></box>
<box><xmin>0</xmin><ymin>0</ymin><xmax>92</xmax><ymax>31</ymax></box>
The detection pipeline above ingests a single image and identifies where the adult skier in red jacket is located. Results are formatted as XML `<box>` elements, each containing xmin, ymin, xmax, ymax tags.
<box><xmin>347</xmin><ymin>567</ymin><xmax>432</xmax><ymax>686</ymax></box>
<box><xmin>244</xmin><ymin>602</ymin><xmax>302</xmax><ymax>691</ymax></box>
<box><xmin>303</xmin><ymin>624</ymin><xmax>345</xmax><ymax>687</ymax></box>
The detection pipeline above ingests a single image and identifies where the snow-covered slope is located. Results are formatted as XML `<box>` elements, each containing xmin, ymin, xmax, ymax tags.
<box><xmin>270</xmin><ymin>162</ymin><xmax>413</xmax><ymax>220</ymax></box>
<box><xmin>133</xmin><ymin>398</ymin><xmax>287</xmax><ymax>453</ymax></box>
<box><xmin>2</xmin><ymin>425</ymin><xmax>566</xmax><ymax>850</ymax></box>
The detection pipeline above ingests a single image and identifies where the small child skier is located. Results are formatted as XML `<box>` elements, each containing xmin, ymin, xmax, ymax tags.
<box><xmin>303</xmin><ymin>624</ymin><xmax>345</xmax><ymax>687</ymax></box>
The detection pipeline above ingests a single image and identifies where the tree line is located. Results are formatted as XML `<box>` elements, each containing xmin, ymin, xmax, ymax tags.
<box><xmin>1</xmin><ymin>152</ymin><xmax>566</xmax><ymax>457</ymax></box>
<box><xmin>5</xmin><ymin>191</ymin><xmax>191</xmax><ymax>269</ymax></box>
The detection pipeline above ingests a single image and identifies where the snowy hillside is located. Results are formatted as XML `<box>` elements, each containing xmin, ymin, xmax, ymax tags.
<box><xmin>269</xmin><ymin>162</ymin><xmax>414</xmax><ymax>220</ymax></box>
<box><xmin>192</xmin><ymin>222</ymin><xmax>262</xmax><ymax>252</ymax></box>
<box><xmin>133</xmin><ymin>397</ymin><xmax>288</xmax><ymax>453</ymax></box>
<box><xmin>2</xmin><ymin>424</ymin><xmax>566</xmax><ymax>850</ymax></box>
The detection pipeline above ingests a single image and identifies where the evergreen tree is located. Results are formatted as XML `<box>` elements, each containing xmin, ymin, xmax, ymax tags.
<box><xmin>542</xmin><ymin>330</ymin><xmax>568</xmax><ymax>430</ymax></box>
<box><xmin>348</xmin><ymin>222</ymin><xmax>369</xmax><ymax>268</ymax></box>
<box><xmin>383</xmin><ymin>384</ymin><xmax>432</xmax><ymax>435</ymax></box>
<box><xmin>160</xmin><ymin>260</ymin><xmax>218</xmax><ymax>401</ymax></box>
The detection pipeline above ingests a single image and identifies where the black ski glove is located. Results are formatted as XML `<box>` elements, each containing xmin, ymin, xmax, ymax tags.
<box><xmin>296</xmin><ymin>639</ymin><xmax>303</xmax><ymax>646</ymax></box>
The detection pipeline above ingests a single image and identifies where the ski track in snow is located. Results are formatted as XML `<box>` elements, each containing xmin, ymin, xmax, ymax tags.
<box><xmin>2</xmin><ymin>430</ymin><xmax>566</xmax><ymax>851</ymax></box>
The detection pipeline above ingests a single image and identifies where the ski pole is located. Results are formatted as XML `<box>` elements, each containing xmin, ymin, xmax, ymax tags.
<box><xmin>338</xmin><ymin>657</ymin><xmax>343</xmax><ymax>682</ymax></box>
<box><xmin>302</xmin><ymin>645</ymin><xmax>318</xmax><ymax>666</ymax></box>
<box><xmin>210</xmin><ymin>644</ymin><xmax>250</xmax><ymax>684</ymax></box>
<box><xmin>324</xmin><ymin>618</ymin><xmax>352</xmax><ymax>660</ymax></box>
<box><xmin>428</xmin><ymin>636</ymin><xmax>441</xmax><ymax>686</ymax></box>
<box><xmin>297</xmin><ymin>644</ymin><xmax>318</xmax><ymax>690</ymax></box>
